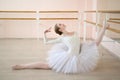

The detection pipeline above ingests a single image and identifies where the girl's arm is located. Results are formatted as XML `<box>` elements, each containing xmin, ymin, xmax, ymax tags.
<box><xmin>43</xmin><ymin>27</ymin><xmax>61</xmax><ymax>44</ymax></box>
<box><xmin>43</xmin><ymin>33</ymin><xmax>61</xmax><ymax>44</ymax></box>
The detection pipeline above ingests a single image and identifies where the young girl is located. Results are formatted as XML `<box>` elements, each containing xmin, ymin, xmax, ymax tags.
<box><xmin>12</xmin><ymin>21</ymin><xmax>109</xmax><ymax>73</ymax></box>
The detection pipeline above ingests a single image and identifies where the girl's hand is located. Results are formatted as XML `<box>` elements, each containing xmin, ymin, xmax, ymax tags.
<box><xmin>44</xmin><ymin>27</ymin><xmax>52</xmax><ymax>33</ymax></box>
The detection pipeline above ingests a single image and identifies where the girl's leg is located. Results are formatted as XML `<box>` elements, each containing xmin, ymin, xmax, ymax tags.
<box><xmin>12</xmin><ymin>62</ymin><xmax>51</xmax><ymax>70</ymax></box>
<box><xmin>95</xmin><ymin>21</ymin><xmax>110</xmax><ymax>46</ymax></box>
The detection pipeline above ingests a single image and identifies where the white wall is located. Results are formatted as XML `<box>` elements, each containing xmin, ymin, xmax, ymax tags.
<box><xmin>97</xmin><ymin>0</ymin><xmax>120</xmax><ymax>10</ymax></box>
<box><xmin>1</xmin><ymin>0</ymin><xmax>119</xmax><ymax>39</ymax></box>
<box><xmin>0</xmin><ymin>0</ymin><xmax>84</xmax><ymax>38</ymax></box>
<box><xmin>0</xmin><ymin>0</ymin><xmax>79</xmax><ymax>11</ymax></box>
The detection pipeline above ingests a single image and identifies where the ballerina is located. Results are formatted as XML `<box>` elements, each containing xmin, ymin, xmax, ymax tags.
<box><xmin>12</xmin><ymin>20</ymin><xmax>109</xmax><ymax>73</ymax></box>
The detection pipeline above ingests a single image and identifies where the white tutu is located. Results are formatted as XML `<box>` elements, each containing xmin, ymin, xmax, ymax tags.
<box><xmin>47</xmin><ymin>42</ymin><xmax>100</xmax><ymax>74</ymax></box>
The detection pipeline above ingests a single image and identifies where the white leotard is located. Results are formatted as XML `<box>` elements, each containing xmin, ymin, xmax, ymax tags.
<box><xmin>43</xmin><ymin>32</ymin><xmax>81</xmax><ymax>56</ymax></box>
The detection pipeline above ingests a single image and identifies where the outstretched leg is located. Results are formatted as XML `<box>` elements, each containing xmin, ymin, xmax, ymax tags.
<box><xmin>12</xmin><ymin>62</ymin><xmax>51</xmax><ymax>70</ymax></box>
<box><xmin>95</xmin><ymin>20</ymin><xmax>110</xmax><ymax>46</ymax></box>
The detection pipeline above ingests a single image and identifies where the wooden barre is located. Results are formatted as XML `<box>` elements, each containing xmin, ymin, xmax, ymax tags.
<box><xmin>0</xmin><ymin>18</ymin><xmax>36</xmax><ymax>20</ymax></box>
<box><xmin>109</xmin><ymin>18</ymin><xmax>120</xmax><ymax>20</ymax></box>
<box><xmin>0</xmin><ymin>10</ymin><xmax>78</xmax><ymax>13</ymax></box>
<box><xmin>84</xmin><ymin>11</ymin><xmax>96</xmax><ymax>13</ymax></box>
<box><xmin>107</xmin><ymin>20</ymin><xmax>120</xmax><ymax>24</ymax></box>
<box><xmin>0</xmin><ymin>11</ymin><xmax>36</xmax><ymax>13</ymax></box>
<box><xmin>99</xmin><ymin>10</ymin><xmax>120</xmax><ymax>13</ymax></box>
<box><xmin>84</xmin><ymin>20</ymin><xmax>120</xmax><ymax>33</ymax></box>
<box><xmin>0</xmin><ymin>18</ymin><xmax>78</xmax><ymax>20</ymax></box>
<box><xmin>84</xmin><ymin>10</ymin><xmax>120</xmax><ymax>13</ymax></box>
<box><xmin>39</xmin><ymin>11</ymin><xmax>78</xmax><ymax>13</ymax></box>
<box><xmin>39</xmin><ymin>18</ymin><xmax>78</xmax><ymax>20</ymax></box>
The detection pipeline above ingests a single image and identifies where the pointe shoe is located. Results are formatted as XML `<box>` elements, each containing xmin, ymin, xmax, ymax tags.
<box><xmin>12</xmin><ymin>65</ymin><xmax>25</xmax><ymax>70</ymax></box>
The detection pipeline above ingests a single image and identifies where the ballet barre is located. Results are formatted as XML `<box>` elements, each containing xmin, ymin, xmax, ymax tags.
<box><xmin>39</xmin><ymin>18</ymin><xmax>78</xmax><ymax>20</ymax></box>
<box><xmin>0</xmin><ymin>10</ymin><xmax>78</xmax><ymax>13</ymax></box>
<box><xmin>0</xmin><ymin>10</ymin><xmax>79</xmax><ymax>20</ymax></box>
<box><xmin>109</xmin><ymin>18</ymin><xmax>120</xmax><ymax>20</ymax></box>
<box><xmin>107</xmin><ymin>20</ymin><xmax>120</xmax><ymax>24</ymax></box>
<box><xmin>108</xmin><ymin>18</ymin><xmax>120</xmax><ymax>24</ymax></box>
<box><xmin>99</xmin><ymin>10</ymin><xmax>120</xmax><ymax>13</ymax></box>
<box><xmin>84</xmin><ymin>20</ymin><xmax>120</xmax><ymax>25</ymax></box>
<box><xmin>84</xmin><ymin>10</ymin><xmax>120</xmax><ymax>13</ymax></box>
<box><xmin>0</xmin><ymin>10</ymin><xmax>36</xmax><ymax>13</ymax></box>
<box><xmin>84</xmin><ymin>20</ymin><xmax>120</xmax><ymax>33</ymax></box>
<box><xmin>39</xmin><ymin>11</ymin><xmax>78</xmax><ymax>13</ymax></box>
<box><xmin>0</xmin><ymin>18</ymin><xmax>36</xmax><ymax>20</ymax></box>
<box><xmin>0</xmin><ymin>18</ymin><xmax>78</xmax><ymax>20</ymax></box>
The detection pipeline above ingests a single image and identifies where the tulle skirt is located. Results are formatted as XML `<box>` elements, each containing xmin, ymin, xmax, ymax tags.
<box><xmin>47</xmin><ymin>42</ymin><xmax>100</xmax><ymax>74</ymax></box>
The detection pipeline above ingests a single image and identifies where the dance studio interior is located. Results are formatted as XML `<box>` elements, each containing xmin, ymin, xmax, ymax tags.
<box><xmin>0</xmin><ymin>0</ymin><xmax>120</xmax><ymax>80</ymax></box>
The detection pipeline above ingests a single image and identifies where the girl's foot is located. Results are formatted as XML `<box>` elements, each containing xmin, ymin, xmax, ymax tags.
<box><xmin>103</xmin><ymin>20</ymin><xmax>110</xmax><ymax>29</ymax></box>
<box><xmin>12</xmin><ymin>65</ymin><xmax>25</xmax><ymax>70</ymax></box>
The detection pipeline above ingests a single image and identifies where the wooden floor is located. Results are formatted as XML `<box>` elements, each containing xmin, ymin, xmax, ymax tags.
<box><xmin>0</xmin><ymin>39</ymin><xmax>120</xmax><ymax>80</ymax></box>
